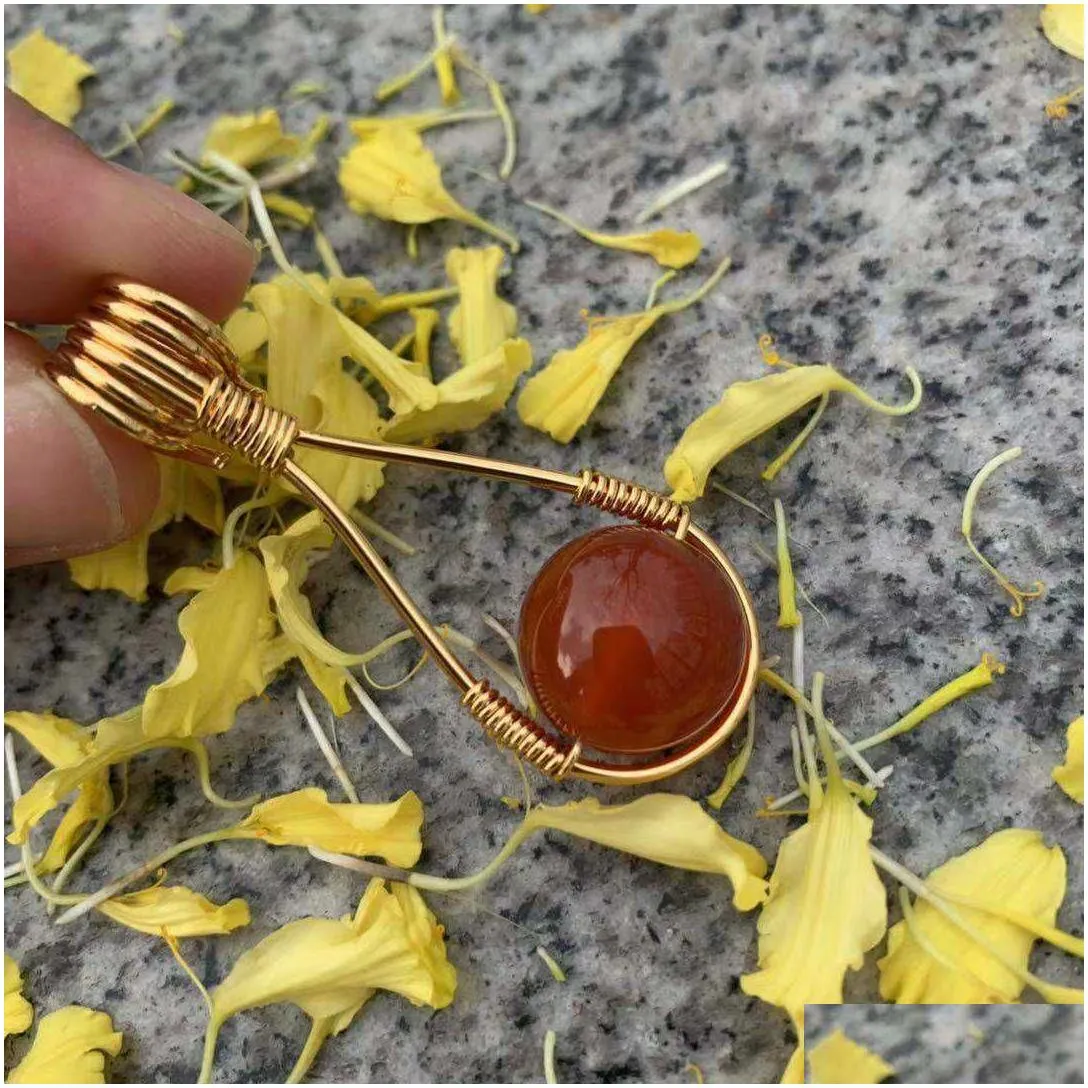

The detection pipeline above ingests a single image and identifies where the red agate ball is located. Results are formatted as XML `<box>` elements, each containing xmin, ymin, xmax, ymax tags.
<box><xmin>518</xmin><ymin>525</ymin><xmax>750</xmax><ymax>755</ymax></box>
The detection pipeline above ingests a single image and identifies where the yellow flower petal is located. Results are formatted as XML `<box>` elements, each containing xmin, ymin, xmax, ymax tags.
<box><xmin>878</xmin><ymin>828</ymin><xmax>1067</xmax><ymax>1002</ymax></box>
<box><xmin>518</xmin><ymin>256</ymin><xmax>731</xmax><ymax>443</ymax></box>
<box><xmin>780</xmin><ymin>1044</ymin><xmax>804</xmax><ymax>1084</ymax></box>
<box><xmin>445</xmin><ymin>246</ymin><xmax>517</xmax><ymax>365</ymax></box>
<box><xmin>809</xmin><ymin>1030</ymin><xmax>894</xmax><ymax>1085</ymax></box>
<box><xmin>5</xmin><ymin>955</ymin><xmax>33</xmax><ymax>1038</ymax></box>
<box><xmin>405</xmin><ymin>306</ymin><xmax>440</xmax><ymax>380</ymax></box>
<box><xmin>67</xmin><ymin>456</ymin><xmax>223</xmax><ymax>601</ymax></box>
<box><xmin>338</xmin><ymin>125</ymin><xmax>518</xmax><ymax>249</ymax></box>
<box><xmin>525</xmin><ymin>199</ymin><xmax>702</xmax><ymax>269</ymax></box>
<box><xmin>7</xmin><ymin>1006</ymin><xmax>122</xmax><ymax>1084</ymax></box>
<box><xmin>233</xmin><ymin>787</ymin><xmax>423</xmax><ymax>867</ymax></box>
<box><xmin>664</xmin><ymin>362</ymin><xmax>922</xmax><ymax>501</ymax></box>
<box><xmin>259</xmin><ymin>511</ymin><xmax>385</xmax><ymax>714</ymax></box>
<box><xmin>741</xmin><ymin>677</ymin><xmax>887</xmax><ymax>1028</ymax></box>
<box><xmin>222</xmin><ymin>305</ymin><xmax>269</xmax><ymax>360</ymax></box>
<box><xmin>141</xmin><ymin>552</ymin><xmax>276</xmax><ymax>741</ymax></box>
<box><xmin>383</xmin><ymin>338</ymin><xmax>533</xmax><ymax>444</ymax></box>
<box><xmin>264</xmin><ymin>192</ymin><xmax>315</xmax><ymax>226</ymax></box>
<box><xmin>1042</xmin><ymin>4</ymin><xmax>1085</xmax><ymax>59</ymax></box>
<box><xmin>774</xmin><ymin>499</ymin><xmax>800</xmax><ymax>628</ymax></box>
<box><xmin>6</xmin><ymin>30</ymin><xmax>95</xmax><ymax>126</ymax></box>
<box><xmin>201</xmin><ymin>108</ymin><xmax>299</xmax><ymax>169</ymax></box>
<box><xmin>3</xmin><ymin>711</ymin><xmax>113</xmax><ymax>874</ymax></box>
<box><xmin>202</xmin><ymin>880</ymin><xmax>454</xmax><ymax>1081</ymax></box>
<box><xmin>329</xmin><ymin>274</ymin><xmax>458</xmax><ymax>328</ymax></box>
<box><xmin>414</xmin><ymin>794</ymin><xmax>768</xmax><ymax>912</ymax></box>
<box><xmin>97</xmin><ymin>884</ymin><xmax>250</xmax><ymax>938</ymax></box>
<box><xmin>1053</xmin><ymin>715</ymin><xmax>1084</xmax><ymax>803</ymax></box>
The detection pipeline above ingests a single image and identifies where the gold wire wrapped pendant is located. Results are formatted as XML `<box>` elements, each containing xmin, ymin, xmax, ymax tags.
<box><xmin>49</xmin><ymin>279</ymin><xmax>760</xmax><ymax>784</ymax></box>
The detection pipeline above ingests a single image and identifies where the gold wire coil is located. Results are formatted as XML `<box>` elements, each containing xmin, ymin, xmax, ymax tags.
<box><xmin>47</xmin><ymin>279</ymin><xmax>760</xmax><ymax>786</ymax></box>
<box><xmin>462</xmin><ymin>680</ymin><xmax>581</xmax><ymax>780</ymax></box>
<box><xmin>573</xmin><ymin>470</ymin><xmax>690</xmax><ymax>540</ymax></box>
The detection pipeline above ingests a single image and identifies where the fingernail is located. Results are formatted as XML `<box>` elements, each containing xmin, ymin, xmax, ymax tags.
<box><xmin>4</xmin><ymin>370</ymin><xmax>127</xmax><ymax>554</ymax></box>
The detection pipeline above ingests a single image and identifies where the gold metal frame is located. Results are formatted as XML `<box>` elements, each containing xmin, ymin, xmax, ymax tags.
<box><xmin>47</xmin><ymin>279</ymin><xmax>760</xmax><ymax>785</ymax></box>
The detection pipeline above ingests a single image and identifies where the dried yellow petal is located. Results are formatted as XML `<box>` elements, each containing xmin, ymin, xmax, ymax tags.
<box><xmin>809</xmin><ymin>1030</ymin><xmax>893</xmax><ymax>1085</ymax></box>
<box><xmin>740</xmin><ymin>674</ymin><xmax>887</xmax><ymax>1030</ymax></box>
<box><xmin>773</xmin><ymin>499</ymin><xmax>800</xmax><ymax>628</ymax></box>
<box><xmin>1053</xmin><ymin>716</ymin><xmax>1084</xmax><ymax>803</ymax></box>
<box><xmin>6</xmin><ymin>30</ymin><xmax>95</xmax><ymax>126</ymax></box>
<box><xmin>67</xmin><ymin>457</ymin><xmax>223</xmax><ymax>601</ymax></box>
<box><xmin>878</xmin><ymin>829</ymin><xmax>1069</xmax><ymax>1002</ymax></box>
<box><xmin>338</xmin><ymin>125</ymin><xmax>518</xmax><ymax>250</ymax></box>
<box><xmin>665</xmin><ymin>362</ymin><xmax>922</xmax><ymax>501</ymax></box>
<box><xmin>525</xmin><ymin>199</ymin><xmax>702</xmax><ymax>269</ymax></box>
<box><xmin>518</xmin><ymin>256</ymin><xmax>731</xmax><ymax>443</ymax></box>
<box><xmin>7</xmin><ymin>1006</ymin><xmax>122</xmax><ymax>1084</ymax></box>
<box><xmin>5</xmin><ymin>955</ymin><xmax>33</xmax><ymax>1038</ymax></box>
<box><xmin>201</xmin><ymin>880</ymin><xmax>455</xmax><ymax>1082</ymax></box>
<box><xmin>446</xmin><ymin>246</ymin><xmax>517</xmax><ymax>365</ymax></box>
<box><xmin>411</xmin><ymin>794</ymin><xmax>768</xmax><ymax>912</ymax></box>
<box><xmin>142</xmin><ymin>553</ymin><xmax>276</xmax><ymax>741</ymax></box>
<box><xmin>232</xmin><ymin>787</ymin><xmax>424</xmax><ymax>867</ymax></box>
<box><xmin>264</xmin><ymin>192</ymin><xmax>315</xmax><ymax>226</ymax></box>
<box><xmin>97</xmin><ymin>884</ymin><xmax>250</xmax><ymax>938</ymax></box>
<box><xmin>1042</xmin><ymin>4</ymin><xmax>1085</xmax><ymax>59</ymax></box>
<box><xmin>201</xmin><ymin>108</ymin><xmax>304</xmax><ymax>169</ymax></box>
<box><xmin>259</xmin><ymin>511</ymin><xmax>388</xmax><ymax>714</ymax></box>
<box><xmin>3</xmin><ymin>711</ymin><xmax>112</xmax><ymax>875</ymax></box>
<box><xmin>384</xmin><ymin>338</ymin><xmax>533</xmax><ymax>444</ymax></box>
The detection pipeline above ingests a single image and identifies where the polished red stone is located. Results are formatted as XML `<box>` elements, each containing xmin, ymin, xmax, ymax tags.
<box><xmin>519</xmin><ymin>525</ymin><xmax>750</xmax><ymax>755</ymax></box>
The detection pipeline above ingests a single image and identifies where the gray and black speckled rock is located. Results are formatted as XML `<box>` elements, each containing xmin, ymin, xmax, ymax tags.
<box><xmin>3</xmin><ymin>4</ymin><xmax>1083</xmax><ymax>1084</ymax></box>
<box><xmin>805</xmin><ymin>1004</ymin><xmax>1084</xmax><ymax>1083</ymax></box>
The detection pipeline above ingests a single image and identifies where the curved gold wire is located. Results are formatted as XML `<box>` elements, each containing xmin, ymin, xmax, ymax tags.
<box><xmin>47</xmin><ymin>279</ymin><xmax>760</xmax><ymax>785</ymax></box>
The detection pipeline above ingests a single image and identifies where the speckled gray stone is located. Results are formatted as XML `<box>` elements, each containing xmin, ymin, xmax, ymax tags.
<box><xmin>3</xmin><ymin>4</ymin><xmax>1083</xmax><ymax>1085</ymax></box>
<box><xmin>805</xmin><ymin>1005</ymin><xmax>1084</xmax><ymax>1084</ymax></box>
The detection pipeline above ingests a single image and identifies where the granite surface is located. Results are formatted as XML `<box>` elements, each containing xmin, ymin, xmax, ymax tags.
<box><xmin>3</xmin><ymin>4</ymin><xmax>1084</xmax><ymax>1085</ymax></box>
<box><xmin>805</xmin><ymin>1005</ymin><xmax>1085</xmax><ymax>1083</ymax></box>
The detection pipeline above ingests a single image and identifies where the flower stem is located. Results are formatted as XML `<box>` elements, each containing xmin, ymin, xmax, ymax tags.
<box><xmin>287</xmin><ymin>1019</ymin><xmax>334</xmax><ymax>1084</ymax></box>
<box><xmin>199</xmin><ymin>1019</ymin><xmax>222</xmax><ymax>1084</ymax></box>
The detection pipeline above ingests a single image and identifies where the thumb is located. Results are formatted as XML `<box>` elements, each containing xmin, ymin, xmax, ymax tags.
<box><xmin>4</xmin><ymin>327</ymin><xmax>160</xmax><ymax>567</ymax></box>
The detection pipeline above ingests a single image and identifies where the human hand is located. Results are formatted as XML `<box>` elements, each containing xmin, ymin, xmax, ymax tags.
<box><xmin>4</xmin><ymin>90</ymin><xmax>255</xmax><ymax>567</ymax></box>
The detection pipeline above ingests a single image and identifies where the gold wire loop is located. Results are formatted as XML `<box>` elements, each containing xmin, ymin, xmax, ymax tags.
<box><xmin>46</xmin><ymin>279</ymin><xmax>760</xmax><ymax>786</ymax></box>
<box><xmin>462</xmin><ymin>680</ymin><xmax>577</xmax><ymax>779</ymax></box>
<box><xmin>573</xmin><ymin>469</ymin><xmax>690</xmax><ymax>540</ymax></box>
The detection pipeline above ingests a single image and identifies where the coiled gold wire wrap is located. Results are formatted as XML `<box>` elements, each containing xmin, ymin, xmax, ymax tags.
<box><xmin>573</xmin><ymin>470</ymin><xmax>690</xmax><ymax>541</ymax></box>
<box><xmin>199</xmin><ymin>379</ymin><xmax>298</xmax><ymax>474</ymax></box>
<box><xmin>462</xmin><ymin>680</ymin><xmax>582</xmax><ymax>779</ymax></box>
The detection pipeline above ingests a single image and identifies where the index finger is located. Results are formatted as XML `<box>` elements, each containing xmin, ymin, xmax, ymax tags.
<box><xmin>4</xmin><ymin>90</ymin><xmax>256</xmax><ymax>324</ymax></box>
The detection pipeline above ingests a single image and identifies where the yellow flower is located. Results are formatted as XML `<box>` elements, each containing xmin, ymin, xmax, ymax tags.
<box><xmin>5</xmin><ymin>955</ymin><xmax>33</xmax><ymax>1038</ymax></box>
<box><xmin>809</xmin><ymin>1030</ymin><xmax>894</xmax><ymax>1085</ymax></box>
<box><xmin>259</xmin><ymin>511</ymin><xmax>388</xmax><ymax>714</ymax></box>
<box><xmin>1053</xmin><ymin>715</ymin><xmax>1084</xmax><ymax>803</ymax></box>
<box><xmin>7</xmin><ymin>1006</ymin><xmax>122</xmax><ymax>1084</ymax></box>
<box><xmin>740</xmin><ymin>674</ymin><xmax>887</xmax><ymax>1031</ymax></box>
<box><xmin>232</xmin><ymin>787</ymin><xmax>424</xmax><ymax>867</ymax></box>
<box><xmin>384</xmin><ymin>338</ymin><xmax>533</xmax><ymax>444</ymax></box>
<box><xmin>878</xmin><ymin>828</ymin><xmax>1071</xmax><ymax>1002</ymax></box>
<box><xmin>338</xmin><ymin>125</ymin><xmax>518</xmax><ymax>250</ymax></box>
<box><xmin>404</xmin><ymin>306</ymin><xmax>440</xmax><ymax>380</ymax></box>
<box><xmin>97</xmin><ymin>884</ymin><xmax>250</xmax><ymax>938</ymax></box>
<box><xmin>525</xmin><ymin>199</ymin><xmax>702</xmax><ymax>269</ymax></box>
<box><xmin>6</xmin><ymin>30</ymin><xmax>95</xmax><ymax>126</ymax></box>
<box><xmin>664</xmin><ymin>361</ymin><xmax>922</xmax><ymax>501</ymax></box>
<box><xmin>201</xmin><ymin>879</ymin><xmax>455</xmax><ymax>1082</ymax></box>
<box><xmin>222</xmin><ymin>306</ymin><xmax>268</xmax><ymax>361</ymax></box>
<box><xmin>518</xmin><ymin>256</ymin><xmax>732</xmax><ymax>443</ymax></box>
<box><xmin>445</xmin><ymin>246</ymin><xmax>517</xmax><ymax>365</ymax></box>
<box><xmin>3</xmin><ymin>711</ymin><xmax>113</xmax><ymax>875</ymax></box>
<box><xmin>201</xmin><ymin>108</ymin><xmax>327</xmax><ymax>169</ymax></box>
<box><xmin>1041</xmin><ymin>4</ymin><xmax>1085</xmax><ymax>59</ymax></box>
<box><xmin>250</xmin><ymin>272</ymin><xmax>438</xmax><ymax>419</ymax></box>
<box><xmin>68</xmin><ymin>457</ymin><xmax>223</xmax><ymax>602</ymax></box>
<box><xmin>142</xmin><ymin>552</ymin><xmax>276</xmax><ymax>741</ymax></box>
<box><xmin>411</xmin><ymin>794</ymin><xmax>768</xmax><ymax>912</ymax></box>
<box><xmin>780</xmin><ymin>1044</ymin><xmax>804</xmax><ymax>1084</ymax></box>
